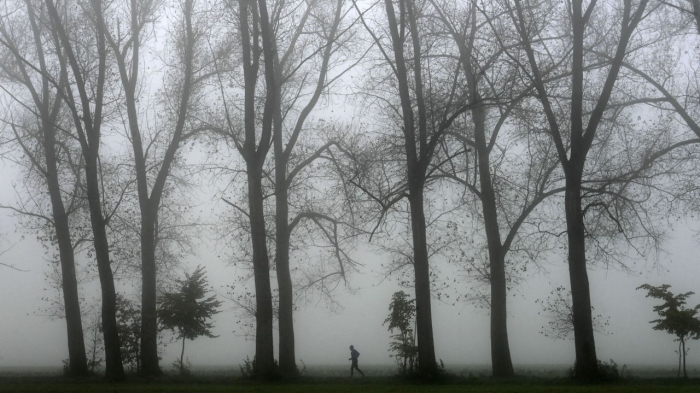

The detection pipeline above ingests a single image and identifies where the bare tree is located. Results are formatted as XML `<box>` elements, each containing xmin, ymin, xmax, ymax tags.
<box><xmin>45</xmin><ymin>0</ymin><xmax>125</xmax><ymax>380</ymax></box>
<box><xmin>0</xmin><ymin>0</ymin><xmax>89</xmax><ymax>376</ymax></box>
<box><xmin>269</xmin><ymin>0</ymin><xmax>356</xmax><ymax>376</ymax></box>
<box><xmin>349</xmin><ymin>0</ymin><xmax>471</xmax><ymax>378</ymax></box>
<box><xmin>209</xmin><ymin>0</ymin><xmax>279</xmax><ymax>379</ymax></box>
<box><xmin>92</xmin><ymin>0</ymin><xmax>215</xmax><ymax>376</ymax></box>
<box><xmin>506</xmin><ymin>0</ymin><xmax>649</xmax><ymax>379</ymax></box>
<box><xmin>422</xmin><ymin>0</ymin><xmax>573</xmax><ymax>377</ymax></box>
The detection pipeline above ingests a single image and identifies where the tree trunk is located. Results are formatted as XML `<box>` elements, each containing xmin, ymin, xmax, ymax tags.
<box><xmin>43</xmin><ymin>119</ymin><xmax>89</xmax><ymax>377</ymax></box>
<box><xmin>682</xmin><ymin>338</ymin><xmax>687</xmax><ymax>379</ymax></box>
<box><xmin>19</xmin><ymin>1</ymin><xmax>89</xmax><ymax>376</ymax></box>
<box><xmin>275</xmin><ymin>168</ymin><xmax>296</xmax><ymax>376</ymax></box>
<box><xmin>53</xmin><ymin>192</ymin><xmax>90</xmax><ymax>378</ymax></box>
<box><xmin>382</xmin><ymin>0</ymin><xmax>438</xmax><ymax>378</ymax></box>
<box><xmin>91</xmin><ymin>326</ymin><xmax>99</xmax><ymax>373</ymax></box>
<box><xmin>678</xmin><ymin>340</ymin><xmax>682</xmax><ymax>378</ymax></box>
<box><xmin>85</xmin><ymin>155</ymin><xmax>125</xmax><ymax>381</ymax></box>
<box><xmin>107</xmin><ymin>0</ymin><xmax>195</xmax><ymax>375</ymax></box>
<box><xmin>247</xmin><ymin>166</ymin><xmax>276</xmax><ymax>379</ymax></box>
<box><xmin>140</xmin><ymin>213</ymin><xmax>160</xmax><ymax>376</ymax></box>
<box><xmin>407</xmin><ymin>182</ymin><xmax>438</xmax><ymax>377</ymax></box>
<box><xmin>180</xmin><ymin>337</ymin><xmax>186</xmax><ymax>375</ymax></box>
<box><xmin>44</xmin><ymin>0</ymin><xmax>124</xmax><ymax>381</ymax></box>
<box><xmin>472</xmin><ymin>103</ymin><xmax>515</xmax><ymax>379</ymax></box>
<box><xmin>564</xmin><ymin>164</ymin><xmax>598</xmax><ymax>380</ymax></box>
<box><xmin>272</xmin><ymin>22</ymin><xmax>296</xmax><ymax>373</ymax></box>
<box><xmin>403</xmin><ymin>345</ymin><xmax>407</xmax><ymax>374</ymax></box>
<box><xmin>115</xmin><ymin>56</ymin><xmax>161</xmax><ymax>377</ymax></box>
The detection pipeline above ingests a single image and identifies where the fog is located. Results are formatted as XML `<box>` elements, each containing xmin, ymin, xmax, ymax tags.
<box><xmin>1</xmin><ymin>185</ymin><xmax>699</xmax><ymax>369</ymax></box>
<box><xmin>2</xmin><ymin>0</ymin><xmax>700</xmax><ymax>381</ymax></box>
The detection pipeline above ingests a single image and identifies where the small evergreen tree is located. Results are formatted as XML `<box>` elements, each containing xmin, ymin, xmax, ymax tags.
<box><xmin>159</xmin><ymin>266</ymin><xmax>222</xmax><ymax>375</ymax></box>
<box><xmin>637</xmin><ymin>284</ymin><xmax>700</xmax><ymax>378</ymax></box>
<box><xmin>383</xmin><ymin>291</ymin><xmax>418</xmax><ymax>374</ymax></box>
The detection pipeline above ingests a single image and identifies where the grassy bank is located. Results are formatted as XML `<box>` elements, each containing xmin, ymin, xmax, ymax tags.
<box><xmin>0</xmin><ymin>376</ymin><xmax>699</xmax><ymax>393</ymax></box>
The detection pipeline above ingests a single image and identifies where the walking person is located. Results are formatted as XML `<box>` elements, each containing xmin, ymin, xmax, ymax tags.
<box><xmin>349</xmin><ymin>345</ymin><xmax>365</xmax><ymax>377</ymax></box>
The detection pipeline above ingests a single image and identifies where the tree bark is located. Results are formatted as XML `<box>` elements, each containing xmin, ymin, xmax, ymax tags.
<box><xmin>44</xmin><ymin>122</ymin><xmax>89</xmax><ymax>377</ymax></box>
<box><xmin>272</xmin><ymin>7</ymin><xmax>295</xmax><ymax>374</ymax></box>
<box><xmin>29</xmin><ymin>3</ymin><xmax>89</xmax><ymax>374</ymax></box>
<box><xmin>682</xmin><ymin>338</ymin><xmax>687</xmax><ymax>378</ymax></box>
<box><xmin>234</xmin><ymin>0</ymin><xmax>277</xmax><ymax>380</ymax></box>
<box><xmin>678</xmin><ymin>340</ymin><xmax>682</xmax><ymax>378</ymax></box>
<box><xmin>381</xmin><ymin>0</ymin><xmax>440</xmax><ymax>377</ymax></box>
<box><xmin>271</xmin><ymin>0</ymin><xmax>342</xmax><ymax>376</ymax></box>
<box><xmin>510</xmin><ymin>0</ymin><xmax>648</xmax><ymax>381</ymax></box>
<box><xmin>86</xmin><ymin>154</ymin><xmax>125</xmax><ymax>381</ymax></box>
<box><xmin>247</xmin><ymin>166</ymin><xmax>276</xmax><ymax>378</ymax></box>
<box><xmin>45</xmin><ymin>0</ymin><xmax>125</xmax><ymax>380</ymax></box>
<box><xmin>140</xmin><ymin>214</ymin><xmax>160</xmax><ymax>376</ymax></box>
<box><xmin>472</xmin><ymin>103</ymin><xmax>514</xmax><ymax>378</ymax></box>
<box><xmin>275</xmin><ymin>167</ymin><xmax>296</xmax><ymax>376</ymax></box>
<box><xmin>565</xmin><ymin>163</ymin><xmax>598</xmax><ymax>380</ymax></box>
<box><xmin>407</xmin><ymin>182</ymin><xmax>438</xmax><ymax>377</ymax></box>
<box><xmin>94</xmin><ymin>0</ymin><xmax>196</xmax><ymax>375</ymax></box>
<box><xmin>180</xmin><ymin>337</ymin><xmax>186</xmax><ymax>375</ymax></box>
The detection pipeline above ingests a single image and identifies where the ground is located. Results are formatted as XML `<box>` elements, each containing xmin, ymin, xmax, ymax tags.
<box><xmin>1</xmin><ymin>376</ymin><xmax>699</xmax><ymax>392</ymax></box>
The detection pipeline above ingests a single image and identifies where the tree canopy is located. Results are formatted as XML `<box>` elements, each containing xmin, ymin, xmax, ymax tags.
<box><xmin>637</xmin><ymin>284</ymin><xmax>700</xmax><ymax>378</ymax></box>
<box><xmin>159</xmin><ymin>266</ymin><xmax>222</xmax><ymax>342</ymax></box>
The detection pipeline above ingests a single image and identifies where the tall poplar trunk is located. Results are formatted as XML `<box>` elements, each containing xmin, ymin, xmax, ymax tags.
<box><xmin>85</xmin><ymin>154</ymin><xmax>125</xmax><ymax>381</ymax></box>
<box><xmin>93</xmin><ymin>0</ymin><xmax>196</xmax><ymax>375</ymax></box>
<box><xmin>140</xmin><ymin>214</ymin><xmax>160</xmax><ymax>376</ymax></box>
<box><xmin>116</xmin><ymin>75</ymin><xmax>162</xmax><ymax>376</ymax></box>
<box><xmin>270</xmin><ymin>0</ymin><xmax>341</xmax><ymax>375</ymax></box>
<box><xmin>472</xmin><ymin>104</ymin><xmax>514</xmax><ymax>378</ymax></box>
<box><xmin>46</xmin><ymin>0</ymin><xmax>125</xmax><ymax>379</ymax></box>
<box><xmin>407</xmin><ymin>179</ymin><xmax>438</xmax><ymax>376</ymax></box>
<box><xmin>272</xmin><ymin>20</ymin><xmax>296</xmax><ymax>375</ymax></box>
<box><xmin>235</xmin><ymin>0</ymin><xmax>276</xmax><ymax>376</ymax></box>
<box><xmin>44</xmin><ymin>121</ymin><xmax>89</xmax><ymax>377</ymax></box>
<box><xmin>247</xmin><ymin>166</ymin><xmax>276</xmax><ymax>377</ymax></box>
<box><xmin>275</xmin><ymin>161</ymin><xmax>296</xmax><ymax>376</ymax></box>
<box><xmin>27</xmin><ymin>4</ymin><xmax>89</xmax><ymax>374</ymax></box>
<box><xmin>377</xmin><ymin>0</ymin><xmax>441</xmax><ymax>378</ymax></box>
<box><xmin>511</xmin><ymin>0</ymin><xmax>648</xmax><ymax>381</ymax></box>
<box><xmin>564</xmin><ymin>163</ymin><xmax>598</xmax><ymax>380</ymax></box>
<box><xmin>567</xmin><ymin>4</ymin><xmax>598</xmax><ymax>376</ymax></box>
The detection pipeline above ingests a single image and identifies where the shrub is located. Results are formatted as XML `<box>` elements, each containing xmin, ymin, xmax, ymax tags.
<box><xmin>568</xmin><ymin>359</ymin><xmax>619</xmax><ymax>382</ymax></box>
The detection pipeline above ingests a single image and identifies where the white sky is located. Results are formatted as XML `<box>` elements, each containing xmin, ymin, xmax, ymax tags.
<box><xmin>1</xmin><ymin>0</ymin><xmax>700</xmax><ymax>374</ymax></box>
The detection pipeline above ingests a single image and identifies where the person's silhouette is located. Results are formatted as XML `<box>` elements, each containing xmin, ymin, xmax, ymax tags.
<box><xmin>349</xmin><ymin>345</ymin><xmax>365</xmax><ymax>377</ymax></box>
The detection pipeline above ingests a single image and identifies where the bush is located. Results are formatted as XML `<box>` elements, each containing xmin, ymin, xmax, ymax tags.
<box><xmin>172</xmin><ymin>357</ymin><xmax>192</xmax><ymax>376</ymax></box>
<box><xmin>597</xmin><ymin>359</ymin><xmax>620</xmax><ymax>382</ymax></box>
<box><xmin>568</xmin><ymin>359</ymin><xmax>620</xmax><ymax>382</ymax></box>
<box><xmin>238</xmin><ymin>355</ymin><xmax>280</xmax><ymax>379</ymax></box>
<box><xmin>61</xmin><ymin>359</ymin><xmax>70</xmax><ymax>377</ymax></box>
<box><xmin>299</xmin><ymin>359</ymin><xmax>307</xmax><ymax>376</ymax></box>
<box><xmin>239</xmin><ymin>355</ymin><xmax>255</xmax><ymax>378</ymax></box>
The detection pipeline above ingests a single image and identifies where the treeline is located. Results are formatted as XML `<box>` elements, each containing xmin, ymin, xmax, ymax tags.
<box><xmin>1</xmin><ymin>0</ymin><xmax>700</xmax><ymax>382</ymax></box>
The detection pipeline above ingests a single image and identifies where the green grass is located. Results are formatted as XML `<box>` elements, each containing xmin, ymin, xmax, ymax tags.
<box><xmin>1</xmin><ymin>377</ymin><xmax>699</xmax><ymax>393</ymax></box>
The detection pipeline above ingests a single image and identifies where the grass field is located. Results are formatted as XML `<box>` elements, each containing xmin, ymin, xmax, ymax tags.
<box><xmin>1</xmin><ymin>365</ymin><xmax>699</xmax><ymax>392</ymax></box>
<box><xmin>1</xmin><ymin>376</ymin><xmax>700</xmax><ymax>392</ymax></box>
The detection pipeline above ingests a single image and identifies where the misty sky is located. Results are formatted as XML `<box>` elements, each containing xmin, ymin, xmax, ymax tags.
<box><xmin>1</xmin><ymin>160</ymin><xmax>699</xmax><ymax>370</ymax></box>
